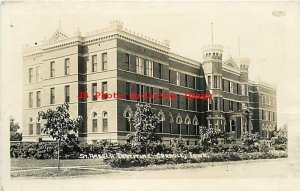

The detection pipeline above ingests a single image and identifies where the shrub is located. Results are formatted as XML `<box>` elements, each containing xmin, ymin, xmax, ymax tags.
<box><xmin>104</xmin><ymin>151</ymin><xmax>287</xmax><ymax>168</ymax></box>
<box><xmin>242</xmin><ymin>132</ymin><xmax>260</xmax><ymax>146</ymax></box>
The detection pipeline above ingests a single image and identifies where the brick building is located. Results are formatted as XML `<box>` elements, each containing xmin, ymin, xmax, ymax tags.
<box><xmin>22</xmin><ymin>21</ymin><xmax>277</xmax><ymax>144</ymax></box>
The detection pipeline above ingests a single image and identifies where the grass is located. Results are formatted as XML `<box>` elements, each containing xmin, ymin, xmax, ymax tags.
<box><xmin>11</xmin><ymin>157</ymin><xmax>287</xmax><ymax>178</ymax></box>
<box><xmin>11</xmin><ymin>168</ymin><xmax>111</xmax><ymax>177</ymax></box>
<box><xmin>11</xmin><ymin>158</ymin><xmax>105</xmax><ymax>169</ymax></box>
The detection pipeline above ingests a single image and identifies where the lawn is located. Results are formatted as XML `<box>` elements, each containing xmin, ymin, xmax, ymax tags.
<box><xmin>11</xmin><ymin>157</ymin><xmax>286</xmax><ymax>178</ymax></box>
<box><xmin>11</xmin><ymin>158</ymin><xmax>105</xmax><ymax>169</ymax></box>
<box><xmin>11</xmin><ymin>158</ymin><xmax>113</xmax><ymax>177</ymax></box>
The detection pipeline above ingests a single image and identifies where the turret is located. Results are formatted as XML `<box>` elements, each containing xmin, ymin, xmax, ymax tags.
<box><xmin>202</xmin><ymin>44</ymin><xmax>224</xmax><ymax>63</ymax></box>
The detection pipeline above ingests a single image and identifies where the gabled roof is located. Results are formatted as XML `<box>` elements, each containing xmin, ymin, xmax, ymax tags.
<box><xmin>48</xmin><ymin>28</ymin><xmax>69</xmax><ymax>42</ymax></box>
<box><xmin>223</xmin><ymin>58</ymin><xmax>241</xmax><ymax>73</ymax></box>
<box><xmin>223</xmin><ymin>58</ymin><xmax>240</xmax><ymax>70</ymax></box>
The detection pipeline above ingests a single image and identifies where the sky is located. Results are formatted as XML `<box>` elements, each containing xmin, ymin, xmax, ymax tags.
<box><xmin>1</xmin><ymin>1</ymin><xmax>300</xmax><ymax>130</ymax></box>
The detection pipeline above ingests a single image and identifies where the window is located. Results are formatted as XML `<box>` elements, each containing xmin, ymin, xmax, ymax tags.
<box><xmin>125</xmin><ymin>82</ymin><xmax>131</xmax><ymax>100</ymax></box>
<box><xmin>102</xmin><ymin>111</ymin><xmax>108</xmax><ymax>132</ymax></box>
<box><xmin>177</xmin><ymin>95</ymin><xmax>180</xmax><ymax>109</ymax></box>
<box><xmin>208</xmin><ymin>98</ymin><xmax>212</xmax><ymax>111</ymax></box>
<box><xmin>215</xmin><ymin>120</ymin><xmax>219</xmax><ymax>129</ymax></box>
<box><xmin>220</xmin><ymin>120</ymin><xmax>224</xmax><ymax>131</ymax></box>
<box><xmin>136</xmin><ymin>84</ymin><xmax>141</xmax><ymax>102</ymax></box>
<box><xmin>229</xmin><ymin>101</ymin><xmax>233</xmax><ymax>111</ymax></box>
<box><xmin>230</xmin><ymin>120</ymin><xmax>235</xmax><ymax>131</ymax></box>
<box><xmin>92</xmin><ymin>83</ymin><xmax>97</xmax><ymax>101</ymax></box>
<box><xmin>143</xmin><ymin>60</ymin><xmax>153</xmax><ymax>77</ymax></box>
<box><xmin>36</xmin><ymin>91</ymin><xmax>41</xmax><ymax>107</ymax></box>
<box><xmin>150</xmin><ymin>87</ymin><xmax>154</xmax><ymax>103</ymax></box>
<box><xmin>50</xmin><ymin>61</ymin><xmax>55</xmax><ymax>77</ymax></box>
<box><xmin>36</xmin><ymin>122</ymin><xmax>41</xmax><ymax>135</ymax></box>
<box><xmin>36</xmin><ymin>66</ymin><xmax>41</xmax><ymax>82</ymax></box>
<box><xmin>223</xmin><ymin>99</ymin><xmax>225</xmax><ymax>111</ymax></box>
<box><xmin>214</xmin><ymin>97</ymin><xmax>218</xmax><ymax>111</ymax></box>
<box><xmin>222</xmin><ymin>79</ymin><xmax>225</xmax><ymax>90</ymax></box>
<box><xmin>145</xmin><ymin>60</ymin><xmax>149</xmax><ymax>75</ymax></box>
<box><xmin>159</xmin><ymin>89</ymin><xmax>163</xmax><ymax>105</ymax></box>
<box><xmin>186</xmin><ymin>124</ymin><xmax>190</xmax><ymax>135</ymax></box>
<box><xmin>184</xmin><ymin>74</ymin><xmax>188</xmax><ymax>87</ymax></box>
<box><xmin>185</xmin><ymin>98</ymin><xmax>189</xmax><ymax>110</ymax></box>
<box><xmin>125</xmin><ymin>54</ymin><xmax>130</xmax><ymax>71</ymax></box>
<box><xmin>168</xmin><ymin>70</ymin><xmax>171</xmax><ymax>82</ymax></box>
<box><xmin>136</xmin><ymin>57</ymin><xmax>145</xmax><ymax>75</ymax></box>
<box><xmin>208</xmin><ymin>120</ymin><xmax>212</xmax><ymax>128</ymax></box>
<box><xmin>50</xmin><ymin>88</ymin><xmax>55</xmax><ymax>104</ymax></box>
<box><xmin>140</xmin><ymin>85</ymin><xmax>144</xmax><ymax>102</ymax></box>
<box><xmin>29</xmin><ymin>124</ymin><xmax>33</xmax><ymax>135</ymax></box>
<box><xmin>229</xmin><ymin>81</ymin><xmax>233</xmax><ymax>93</ymax></box>
<box><xmin>29</xmin><ymin>92</ymin><xmax>33</xmax><ymax>108</ymax></box>
<box><xmin>102</xmin><ymin>53</ymin><xmax>107</xmax><ymax>70</ymax></box>
<box><xmin>29</xmin><ymin>68</ymin><xmax>33</xmax><ymax>83</ymax></box>
<box><xmin>92</xmin><ymin>55</ymin><xmax>97</xmax><ymax>72</ymax></box>
<box><xmin>158</xmin><ymin>121</ymin><xmax>163</xmax><ymax>133</ymax></box>
<box><xmin>158</xmin><ymin>63</ymin><xmax>163</xmax><ymax>79</ymax></box>
<box><xmin>92</xmin><ymin>112</ymin><xmax>97</xmax><ymax>132</ymax></box>
<box><xmin>177</xmin><ymin>124</ymin><xmax>181</xmax><ymax>135</ymax></box>
<box><xmin>102</xmin><ymin>82</ymin><xmax>108</xmax><ymax>99</ymax></box>
<box><xmin>236</xmin><ymin>83</ymin><xmax>239</xmax><ymax>94</ymax></box>
<box><xmin>176</xmin><ymin>72</ymin><xmax>180</xmax><ymax>86</ymax></box>
<box><xmin>125</xmin><ymin>112</ymin><xmax>130</xmax><ymax>131</ymax></box>
<box><xmin>237</xmin><ymin>102</ymin><xmax>240</xmax><ymax>111</ymax></box>
<box><xmin>149</xmin><ymin>61</ymin><xmax>153</xmax><ymax>76</ymax></box>
<box><xmin>213</xmin><ymin>76</ymin><xmax>218</xmax><ymax>89</ymax></box>
<box><xmin>65</xmin><ymin>85</ymin><xmax>70</xmax><ymax>103</ymax></box>
<box><xmin>241</xmin><ymin>84</ymin><xmax>245</xmax><ymax>95</ymax></box>
<box><xmin>192</xmin><ymin>76</ymin><xmax>196</xmax><ymax>89</ymax></box>
<box><xmin>169</xmin><ymin>123</ymin><xmax>173</xmax><ymax>134</ymax></box>
<box><xmin>64</xmin><ymin>58</ymin><xmax>70</xmax><ymax>75</ymax></box>
<box><xmin>145</xmin><ymin>86</ymin><xmax>149</xmax><ymax>103</ymax></box>
<box><xmin>207</xmin><ymin>76</ymin><xmax>211</xmax><ymax>89</ymax></box>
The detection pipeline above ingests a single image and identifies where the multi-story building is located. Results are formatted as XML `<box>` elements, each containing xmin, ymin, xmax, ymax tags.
<box><xmin>22</xmin><ymin>21</ymin><xmax>277</xmax><ymax>144</ymax></box>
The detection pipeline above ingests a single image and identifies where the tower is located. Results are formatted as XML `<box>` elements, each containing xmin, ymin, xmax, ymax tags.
<box><xmin>201</xmin><ymin>44</ymin><xmax>224</xmax><ymax>132</ymax></box>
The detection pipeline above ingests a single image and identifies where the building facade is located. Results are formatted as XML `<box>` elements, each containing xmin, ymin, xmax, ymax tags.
<box><xmin>22</xmin><ymin>21</ymin><xmax>277</xmax><ymax>144</ymax></box>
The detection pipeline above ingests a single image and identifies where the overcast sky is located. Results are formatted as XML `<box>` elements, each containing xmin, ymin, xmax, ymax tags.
<box><xmin>1</xmin><ymin>1</ymin><xmax>300</xmax><ymax>130</ymax></box>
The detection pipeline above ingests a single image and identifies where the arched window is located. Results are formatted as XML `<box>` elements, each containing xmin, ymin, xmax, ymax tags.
<box><xmin>244</xmin><ymin>118</ymin><xmax>248</xmax><ymax>132</ymax></box>
<box><xmin>29</xmin><ymin>117</ymin><xmax>33</xmax><ymax>135</ymax></box>
<box><xmin>125</xmin><ymin>112</ymin><xmax>130</xmax><ymax>131</ymax></box>
<box><xmin>177</xmin><ymin>124</ymin><xmax>181</xmax><ymax>135</ymax></box>
<box><xmin>36</xmin><ymin>117</ymin><xmax>41</xmax><ymax>135</ymax></box>
<box><xmin>102</xmin><ymin>111</ymin><xmax>108</xmax><ymax>132</ymax></box>
<box><xmin>92</xmin><ymin>112</ymin><xmax>98</xmax><ymax>132</ymax></box>
<box><xmin>230</xmin><ymin>120</ymin><xmax>235</xmax><ymax>132</ymax></box>
<box><xmin>157</xmin><ymin>114</ymin><xmax>164</xmax><ymax>133</ymax></box>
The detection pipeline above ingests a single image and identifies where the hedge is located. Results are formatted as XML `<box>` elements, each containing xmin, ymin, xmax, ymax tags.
<box><xmin>104</xmin><ymin>151</ymin><xmax>287</xmax><ymax>168</ymax></box>
<box><xmin>10</xmin><ymin>141</ymin><xmax>287</xmax><ymax>160</ymax></box>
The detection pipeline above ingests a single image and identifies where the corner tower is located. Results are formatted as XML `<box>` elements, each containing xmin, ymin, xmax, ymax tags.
<box><xmin>201</xmin><ymin>44</ymin><xmax>225</xmax><ymax>133</ymax></box>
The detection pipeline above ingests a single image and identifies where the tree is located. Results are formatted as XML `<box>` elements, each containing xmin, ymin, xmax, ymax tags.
<box><xmin>10</xmin><ymin>117</ymin><xmax>22</xmax><ymax>141</ymax></box>
<box><xmin>38</xmin><ymin>103</ymin><xmax>83</xmax><ymax>169</ymax></box>
<box><xmin>127</xmin><ymin>103</ymin><xmax>161</xmax><ymax>154</ymax></box>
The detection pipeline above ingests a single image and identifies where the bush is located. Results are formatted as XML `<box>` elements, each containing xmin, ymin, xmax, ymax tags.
<box><xmin>242</xmin><ymin>132</ymin><xmax>260</xmax><ymax>146</ymax></box>
<box><xmin>104</xmin><ymin>151</ymin><xmax>287</xmax><ymax>168</ymax></box>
